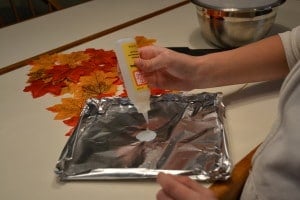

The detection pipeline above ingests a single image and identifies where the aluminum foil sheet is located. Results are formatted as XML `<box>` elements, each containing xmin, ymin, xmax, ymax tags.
<box><xmin>55</xmin><ymin>92</ymin><xmax>231</xmax><ymax>181</ymax></box>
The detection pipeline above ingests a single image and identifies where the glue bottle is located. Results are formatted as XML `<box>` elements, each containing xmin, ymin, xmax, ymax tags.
<box><xmin>115</xmin><ymin>38</ymin><xmax>150</xmax><ymax>123</ymax></box>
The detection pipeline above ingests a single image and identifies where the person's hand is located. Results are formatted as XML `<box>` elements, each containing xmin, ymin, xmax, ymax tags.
<box><xmin>156</xmin><ymin>173</ymin><xmax>217</xmax><ymax>200</ymax></box>
<box><xmin>135</xmin><ymin>35</ymin><xmax>289</xmax><ymax>91</ymax></box>
<box><xmin>134</xmin><ymin>45</ymin><xmax>204</xmax><ymax>91</ymax></box>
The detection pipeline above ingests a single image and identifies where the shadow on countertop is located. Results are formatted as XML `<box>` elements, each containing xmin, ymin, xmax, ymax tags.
<box><xmin>223</xmin><ymin>79</ymin><xmax>284</xmax><ymax>107</ymax></box>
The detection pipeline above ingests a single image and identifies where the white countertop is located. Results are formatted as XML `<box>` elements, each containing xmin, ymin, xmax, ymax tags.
<box><xmin>0</xmin><ymin>0</ymin><xmax>186</xmax><ymax>69</ymax></box>
<box><xmin>0</xmin><ymin>0</ymin><xmax>299</xmax><ymax>200</ymax></box>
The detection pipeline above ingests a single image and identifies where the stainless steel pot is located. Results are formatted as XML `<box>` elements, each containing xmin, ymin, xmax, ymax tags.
<box><xmin>191</xmin><ymin>0</ymin><xmax>286</xmax><ymax>48</ymax></box>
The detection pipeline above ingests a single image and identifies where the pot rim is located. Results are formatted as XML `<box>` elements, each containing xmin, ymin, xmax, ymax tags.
<box><xmin>191</xmin><ymin>0</ymin><xmax>285</xmax><ymax>12</ymax></box>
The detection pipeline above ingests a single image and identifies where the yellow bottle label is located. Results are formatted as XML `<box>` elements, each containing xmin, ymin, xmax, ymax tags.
<box><xmin>122</xmin><ymin>42</ymin><xmax>148</xmax><ymax>91</ymax></box>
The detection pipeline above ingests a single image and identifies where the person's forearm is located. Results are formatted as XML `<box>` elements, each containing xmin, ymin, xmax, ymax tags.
<box><xmin>195</xmin><ymin>35</ymin><xmax>289</xmax><ymax>88</ymax></box>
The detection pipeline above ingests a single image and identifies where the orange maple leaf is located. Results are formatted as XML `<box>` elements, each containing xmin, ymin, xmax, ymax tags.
<box><xmin>135</xmin><ymin>36</ymin><xmax>157</xmax><ymax>47</ymax></box>
<box><xmin>26</xmin><ymin>54</ymin><xmax>58</xmax><ymax>82</ymax></box>
<box><xmin>56</xmin><ymin>51</ymin><xmax>90</xmax><ymax>67</ymax></box>
<box><xmin>71</xmin><ymin>70</ymin><xmax>119</xmax><ymax>99</ymax></box>
<box><xmin>47</xmin><ymin>97</ymin><xmax>85</xmax><ymax>120</ymax></box>
<box><xmin>29</xmin><ymin>54</ymin><xmax>58</xmax><ymax>73</ymax></box>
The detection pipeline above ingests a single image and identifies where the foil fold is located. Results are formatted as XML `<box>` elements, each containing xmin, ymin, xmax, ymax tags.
<box><xmin>55</xmin><ymin>92</ymin><xmax>231</xmax><ymax>181</ymax></box>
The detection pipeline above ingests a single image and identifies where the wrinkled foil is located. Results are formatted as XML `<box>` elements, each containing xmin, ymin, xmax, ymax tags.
<box><xmin>55</xmin><ymin>92</ymin><xmax>231</xmax><ymax>181</ymax></box>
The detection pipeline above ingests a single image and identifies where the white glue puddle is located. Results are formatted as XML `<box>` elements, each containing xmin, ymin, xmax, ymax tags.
<box><xmin>136</xmin><ymin>129</ymin><xmax>157</xmax><ymax>142</ymax></box>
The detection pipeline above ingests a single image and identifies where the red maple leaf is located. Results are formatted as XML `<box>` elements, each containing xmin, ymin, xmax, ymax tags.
<box><xmin>112</xmin><ymin>77</ymin><xmax>123</xmax><ymax>86</ymax></box>
<box><xmin>150</xmin><ymin>88</ymin><xmax>173</xmax><ymax>95</ymax></box>
<box><xmin>46</xmin><ymin>64</ymin><xmax>70</xmax><ymax>83</ymax></box>
<box><xmin>62</xmin><ymin>116</ymin><xmax>80</xmax><ymax>136</ymax></box>
<box><xmin>46</xmin><ymin>64</ymin><xmax>99</xmax><ymax>84</ymax></box>
<box><xmin>84</xmin><ymin>48</ymin><xmax>117</xmax><ymax>72</ymax></box>
<box><xmin>67</xmin><ymin>65</ymin><xmax>98</xmax><ymax>82</ymax></box>
<box><xmin>65</xmin><ymin>127</ymin><xmax>75</xmax><ymax>136</ymax></box>
<box><xmin>23</xmin><ymin>80</ymin><xmax>66</xmax><ymax>98</ymax></box>
<box><xmin>63</xmin><ymin>116</ymin><xmax>80</xmax><ymax>127</ymax></box>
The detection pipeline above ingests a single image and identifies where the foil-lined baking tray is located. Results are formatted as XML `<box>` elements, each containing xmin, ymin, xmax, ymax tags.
<box><xmin>55</xmin><ymin>92</ymin><xmax>231</xmax><ymax>181</ymax></box>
